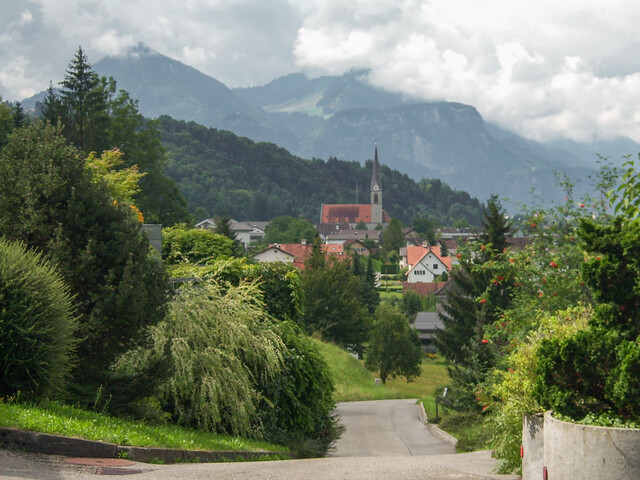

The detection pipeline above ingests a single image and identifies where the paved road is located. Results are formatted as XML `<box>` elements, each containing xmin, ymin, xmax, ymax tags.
<box><xmin>332</xmin><ymin>399</ymin><xmax>455</xmax><ymax>457</ymax></box>
<box><xmin>0</xmin><ymin>399</ymin><xmax>520</xmax><ymax>480</ymax></box>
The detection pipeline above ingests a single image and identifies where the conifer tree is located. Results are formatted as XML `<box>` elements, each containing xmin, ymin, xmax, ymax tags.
<box><xmin>59</xmin><ymin>46</ymin><xmax>109</xmax><ymax>151</ymax></box>
<box><xmin>435</xmin><ymin>195</ymin><xmax>513</xmax><ymax>408</ymax></box>
<box><xmin>41</xmin><ymin>81</ymin><xmax>66</xmax><ymax>126</ymax></box>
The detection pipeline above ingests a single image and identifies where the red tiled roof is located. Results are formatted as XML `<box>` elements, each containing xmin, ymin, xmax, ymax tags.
<box><xmin>321</xmin><ymin>204</ymin><xmax>391</xmax><ymax>224</ymax></box>
<box><xmin>403</xmin><ymin>281</ymin><xmax>450</xmax><ymax>296</ymax></box>
<box><xmin>273</xmin><ymin>242</ymin><xmax>345</xmax><ymax>269</ymax></box>
<box><xmin>406</xmin><ymin>245</ymin><xmax>452</xmax><ymax>270</ymax></box>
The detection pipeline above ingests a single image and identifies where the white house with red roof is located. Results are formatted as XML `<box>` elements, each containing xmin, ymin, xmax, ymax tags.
<box><xmin>404</xmin><ymin>244</ymin><xmax>452</xmax><ymax>283</ymax></box>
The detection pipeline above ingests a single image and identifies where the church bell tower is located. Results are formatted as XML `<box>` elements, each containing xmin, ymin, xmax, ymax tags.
<box><xmin>370</xmin><ymin>145</ymin><xmax>383</xmax><ymax>225</ymax></box>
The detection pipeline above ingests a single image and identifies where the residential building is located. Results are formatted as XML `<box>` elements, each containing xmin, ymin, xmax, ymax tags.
<box><xmin>195</xmin><ymin>218</ymin><xmax>267</xmax><ymax>249</ymax></box>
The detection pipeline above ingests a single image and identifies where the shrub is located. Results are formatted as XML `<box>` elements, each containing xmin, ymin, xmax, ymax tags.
<box><xmin>0</xmin><ymin>238</ymin><xmax>77</xmax><ymax>400</ymax></box>
<box><xmin>114</xmin><ymin>280</ymin><xmax>284</xmax><ymax>437</ymax></box>
<box><xmin>256</xmin><ymin>321</ymin><xmax>341</xmax><ymax>457</ymax></box>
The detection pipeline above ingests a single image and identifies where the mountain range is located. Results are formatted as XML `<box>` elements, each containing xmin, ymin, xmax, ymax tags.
<box><xmin>23</xmin><ymin>43</ymin><xmax>639</xmax><ymax>211</ymax></box>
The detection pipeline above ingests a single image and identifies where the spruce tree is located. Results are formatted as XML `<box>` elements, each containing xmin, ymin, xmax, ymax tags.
<box><xmin>59</xmin><ymin>46</ymin><xmax>109</xmax><ymax>151</ymax></box>
<box><xmin>41</xmin><ymin>81</ymin><xmax>66</xmax><ymax>126</ymax></box>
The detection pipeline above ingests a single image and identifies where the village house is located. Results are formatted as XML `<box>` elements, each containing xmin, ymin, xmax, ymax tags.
<box><xmin>195</xmin><ymin>218</ymin><xmax>267</xmax><ymax>249</ymax></box>
<box><xmin>401</xmin><ymin>244</ymin><xmax>452</xmax><ymax>283</ymax></box>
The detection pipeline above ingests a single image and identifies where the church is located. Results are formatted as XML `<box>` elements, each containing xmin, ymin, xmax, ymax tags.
<box><xmin>320</xmin><ymin>145</ymin><xmax>391</xmax><ymax>231</ymax></box>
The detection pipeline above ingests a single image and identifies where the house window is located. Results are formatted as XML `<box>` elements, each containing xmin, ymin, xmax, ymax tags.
<box><xmin>415</xmin><ymin>270</ymin><xmax>425</xmax><ymax>275</ymax></box>
<box><xmin>433</xmin><ymin>264</ymin><xmax>439</xmax><ymax>269</ymax></box>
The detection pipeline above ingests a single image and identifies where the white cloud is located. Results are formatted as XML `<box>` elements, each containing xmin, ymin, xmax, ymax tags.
<box><xmin>1</xmin><ymin>0</ymin><xmax>639</xmax><ymax>143</ymax></box>
<box><xmin>291</xmin><ymin>0</ymin><xmax>640</xmax><ymax>142</ymax></box>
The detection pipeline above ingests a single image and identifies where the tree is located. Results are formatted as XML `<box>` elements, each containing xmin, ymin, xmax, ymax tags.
<box><xmin>263</xmin><ymin>215</ymin><xmax>318</xmax><ymax>245</ymax></box>
<box><xmin>47</xmin><ymin>49</ymin><xmax>191</xmax><ymax>226</ymax></box>
<box><xmin>59</xmin><ymin>46</ymin><xmax>109</xmax><ymax>152</ymax></box>
<box><xmin>365</xmin><ymin>304</ymin><xmax>422</xmax><ymax>384</ymax></box>
<box><xmin>246</xmin><ymin>262</ymin><xmax>303</xmax><ymax>324</ymax></box>
<box><xmin>382</xmin><ymin>218</ymin><xmax>405</xmax><ymax>255</ymax></box>
<box><xmin>351</xmin><ymin>253</ymin><xmax>380</xmax><ymax>314</ymax></box>
<box><xmin>162</xmin><ymin>226</ymin><xmax>235</xmax><ymax>265</ymax></box>
<box><xmin>0</xmin><ymin>100</ymin><xmax>12</xmax><ymax>147</ymax></box>
<box><xmin>0</xmin><ymin>122</ymin><xmax>169</xmax><ymax>405</ymax></box>
<box><xmin>41</xmin><ymin>81</ymin><xmax>65</xmax><ymax>126</ymax></box>
<box><xmin>434</xmin><ymin>195</ymin><xmax>514</xmax><ymax>409</ymax></box>
<box><xmin>479</xmin><ymin>194</ymin><xmax>511</xmax><ymax>257</ymax></box>
<box><xmin>401</xmin><ymin>290</ymin><xmax>423</xmax><ymax>320</ymax></box>
<box><xmin>12</xmin><ymin>102</ymin><xmax>26</xmax><ymax>128</ymax></box>
<box><xmin>114</xmin><ymin>280</ymin><xmax>284</xmax><ymax>436</ymax></box>
<box><xmin>302</xmin><ymin>240</ymin><xmax>370</xmax><ymax>354</ymax></box>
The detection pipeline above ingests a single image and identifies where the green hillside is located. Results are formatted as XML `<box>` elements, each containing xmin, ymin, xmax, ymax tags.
<box><xmin>158</xmin><ymin>116</ymin><xmax>483</xmax><ymax>226</ymax></box>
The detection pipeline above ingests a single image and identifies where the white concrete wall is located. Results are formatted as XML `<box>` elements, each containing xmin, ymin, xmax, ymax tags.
<box><xmin>523</xmin><ymin>411</ymin><xmax>640</xmax><ymax>480</ymax></box>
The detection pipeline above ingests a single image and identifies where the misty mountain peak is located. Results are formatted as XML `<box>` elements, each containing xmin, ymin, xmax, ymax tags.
<box><xmin>114</xmin><ymin>42</ymin><xmax>160</xmax><ymax>59</ymax></box>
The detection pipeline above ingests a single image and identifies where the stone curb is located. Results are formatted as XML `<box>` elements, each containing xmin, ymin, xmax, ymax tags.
<box><xmin>417</xmin><ymin>402</ymin><xmax>459</xmax><ymax>447</ymax></box>
<box><xmin>0</xmin><ymin>427</ymin><xmax>291</xmax><ymax>464</ymax></box>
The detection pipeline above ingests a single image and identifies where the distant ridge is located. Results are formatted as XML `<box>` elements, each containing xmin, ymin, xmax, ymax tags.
<box><xmin>20</xmin><ymin>42</ymin><xmax>640</xmax><ymax>210</ymax></box>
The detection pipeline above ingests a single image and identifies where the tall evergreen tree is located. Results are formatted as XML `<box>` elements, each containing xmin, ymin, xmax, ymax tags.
<box><xmin>12</xmin><ymin>102</ymin><xmax>26</xmax><ymax>128</ymax></box>
<box><xmin>59</xmin><ymin>46</ymin><xmax>109</xmax><ymax>151</ymax></box>
<box><xmin>479</xmin><ymin>194</ymin><xmax>512</xmax><ymax>257</ymax></box>
<box><xmin>41</xmin><ymin>81</ymin><xmax>66</xmax><ymax>126</ymax></box>
<box><xmin>435</xmin><ymin>195</ymin><xmax>514</xmax><ymax>408</ymax></box>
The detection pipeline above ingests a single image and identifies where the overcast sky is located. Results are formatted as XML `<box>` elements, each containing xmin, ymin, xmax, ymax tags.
<box><xmin>2</xmin><ymin>0</ymin><xmax>640</xmax><ymax>143</ymax></box>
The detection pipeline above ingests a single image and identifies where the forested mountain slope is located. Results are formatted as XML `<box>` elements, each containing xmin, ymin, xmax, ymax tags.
<box><xmin>157</xmin><ymin>116</ymin><xmax>484</xmax><ymax>226</ymax></box>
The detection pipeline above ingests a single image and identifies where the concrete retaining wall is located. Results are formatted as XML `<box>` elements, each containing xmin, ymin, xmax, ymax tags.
<box><xmin>521</xmin><ymin>414</ymin><xmax>544</xmax><ymax>480</ymax></box>
<box><xmin>522</xmin><ymin>412</ymin><xmax>640</xmax><ymax>480</ymax></box>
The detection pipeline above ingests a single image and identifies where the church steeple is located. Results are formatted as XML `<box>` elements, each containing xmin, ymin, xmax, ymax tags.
<box><xmin>370</xmin><ymin>144</ymin><xmax>383</xmax><ymax>225</ymax></box>
<box><xmin>370</xmin><ymin>144</ymin><xmax>382</xmax><ymax>194</ymax></box>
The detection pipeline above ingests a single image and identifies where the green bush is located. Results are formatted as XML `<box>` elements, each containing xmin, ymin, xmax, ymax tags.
<box><xmin>114</xmin><ymin>280</ymin><xmax>284</xmax><ymax>437</ymax></box>
<box><xmin>0</xmin><ymin>238</ymin><xmax>77</xmax><ymax>400</ymax></box>
<box><xmin>257</xmin><ymin>321</ymin><xmax>341</xmax><ymax>457</ymax></box>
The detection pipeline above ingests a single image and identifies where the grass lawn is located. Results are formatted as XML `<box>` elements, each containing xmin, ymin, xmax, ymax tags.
<box><xmin>313</xmin><ymin>339</ymin><xmax>449</xmax><ymax>403</ymax></box>
<box><xmin>0</xmin><ymin>400</ymin><xmax>286</xmax><ymax>453</ymax></box>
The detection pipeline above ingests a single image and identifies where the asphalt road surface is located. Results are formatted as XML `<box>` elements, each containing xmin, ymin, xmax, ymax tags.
<box><xmin>331</xmin><ymin>398</ymin><xmax>455</xmax><ymax>457</ymax></box>
<box><xmin>0</xmin><ymin>399</ymin><xmax>520</xmax><ymax>480</ymax></box>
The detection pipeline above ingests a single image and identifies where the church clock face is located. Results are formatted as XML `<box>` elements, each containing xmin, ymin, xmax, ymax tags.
<box><xmin>373</xmin><ymin>185</ymin><xmax>379</xmax><ymax>191</ymax></box>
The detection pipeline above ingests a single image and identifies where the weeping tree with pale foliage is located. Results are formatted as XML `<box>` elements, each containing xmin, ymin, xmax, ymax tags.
<box><xmin>115</xmin><ymin>279</ymin><xmax>285</xmax><ymax>437</ymax></box>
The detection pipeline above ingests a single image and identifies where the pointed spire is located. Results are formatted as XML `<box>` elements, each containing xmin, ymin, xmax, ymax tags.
<box><xmin>370</xmin><ymin>144</ymin><xmax>382</xmax><ymax>192</ymax></box>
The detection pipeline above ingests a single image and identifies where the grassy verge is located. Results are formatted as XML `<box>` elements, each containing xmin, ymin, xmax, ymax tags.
<box><xmin>436</xmin><ymin>411</ymin><xmax>491</xmax><ymax>452</ymax></box>
<box><xmin>313</xmin><ymin>339</ymin><xmax>449</xmax><ymax>402</ymax></box>
<box><xmin>0</xmin><ymin>400</ymin><xmax>286</xmax><ymax>453</ymax></box>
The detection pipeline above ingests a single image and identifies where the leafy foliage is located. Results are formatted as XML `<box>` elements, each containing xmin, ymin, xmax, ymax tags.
<box><xmin>263</xmin><ymin>215</ymin><xmax>319</xmax><ymax>245</ymax></box>
<box><xmin>0</xmin><ymin>238</ymin><xmax>78</xmax><ymax>400</ymax></box>
<box><xmin>256</xmin><ymin>321</ymin><xmax>340</xmax><ymax>457</ymax></box>
<box><xmin>162</xmin><ymin>225</ymin><xmax>235</xmax><ymax>265</ymax></box>
<box><xmin>116</xmin><ymin>281</ymin><xmax>284</xmax><ymax>437</ymax></box>
<box><xmin>533</xmin><ymin>217</ymin><xmax>640</xmax><ymax>420</ymax></box>
<box><xmin>302</xmin><ymin>240</ymin><xmax>370</xmax><ymax>354</ymax></box>
<box><xmin>0</xmin><ymin>121</ymin><xmax>169</xmax><ymax>405</ymax></box>
<box><xmin>245</xmin><ymin>262</ymin><xmax>304</xmax><ymax>324</ymax></box>
<box><xmin>365</xmin><ymin>304</ymin><xmax>422</xmax><ymax>384</ymax></box>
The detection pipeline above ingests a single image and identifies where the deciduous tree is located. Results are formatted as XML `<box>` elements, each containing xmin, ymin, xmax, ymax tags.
<box><xmin>365</xmin><ymin>304</ymin><xmax>422</xmax><ymax>384</ymax></box>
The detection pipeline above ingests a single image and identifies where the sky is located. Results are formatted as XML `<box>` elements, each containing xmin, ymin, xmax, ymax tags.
<box><xmin>2</xmin><ymin>0</ymin><xmax>640</xmax><ymax>144</ymax></box>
